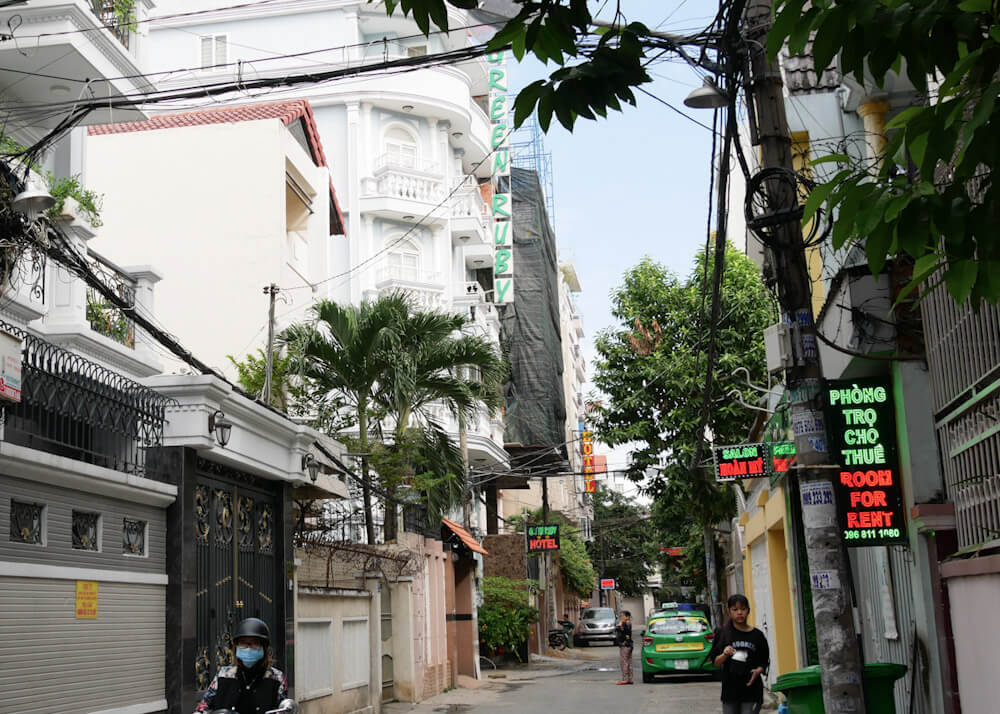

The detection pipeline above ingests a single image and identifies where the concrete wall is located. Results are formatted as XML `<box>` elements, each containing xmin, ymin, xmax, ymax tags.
<box><xmin>943</xmin><ymin>558</ymin><xmax>1000</xmax><ymax>714</ymax></box>
<box><xmin>86</xmin><ymin>119</ymin><xmax>330</xmax><ymax>378</ymax></box>
<box><xmin>297</xmin><ymin>587</ymin><xmax>379</xmax><ymax>714</ymax></box>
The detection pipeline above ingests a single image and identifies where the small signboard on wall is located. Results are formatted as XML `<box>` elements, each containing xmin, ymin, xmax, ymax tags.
<box><xmin>75</xmin><ymin>580</ymin><xmax>98</xmax><ymax>619</ymax></box>
<box><xmin>0</xmin><ymin>329</ymin><xmax>22</xmax><ymax>403</ymax></box>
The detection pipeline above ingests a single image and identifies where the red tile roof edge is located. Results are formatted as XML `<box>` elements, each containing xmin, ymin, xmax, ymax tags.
<box><xmin>442</xmin><ymin>517</ymin><xmax>488</xmax><ymax>555</ymax></box>
<box><xmin>89</xmin><ymin>99</ymin><xmax>345</xmax><ymax>235</ymax></box>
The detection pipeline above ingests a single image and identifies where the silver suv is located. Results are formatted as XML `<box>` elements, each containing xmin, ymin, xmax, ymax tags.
<box><xmin>574</xmin><ymin>607</ymin><xmax>617</xmax><ymax>646</ymax></box>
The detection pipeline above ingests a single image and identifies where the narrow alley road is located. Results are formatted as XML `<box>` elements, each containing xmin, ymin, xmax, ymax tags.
<box><xmin>386</xmin><ymin>646</ymin><xmax>722</xmax><ymax>714</ymax></box>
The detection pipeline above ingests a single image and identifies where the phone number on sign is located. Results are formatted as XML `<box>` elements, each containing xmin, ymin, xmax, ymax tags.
<box><xmin>844</xmin><ymin>528</ymin><xmax>901</xmax><ymax>540</ymax></box>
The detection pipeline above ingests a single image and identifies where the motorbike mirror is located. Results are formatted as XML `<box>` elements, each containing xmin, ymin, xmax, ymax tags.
<box><xmin>265</xmin><ymin>699</ymin><xmax>298</xmax><ymax>714</ymax></box>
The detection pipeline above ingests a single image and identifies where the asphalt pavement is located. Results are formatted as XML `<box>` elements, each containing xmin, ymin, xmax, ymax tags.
<box><xmin>384</xmin><ymin>644</ymin><xmax>725</xmax><ymax>714</ymax></box>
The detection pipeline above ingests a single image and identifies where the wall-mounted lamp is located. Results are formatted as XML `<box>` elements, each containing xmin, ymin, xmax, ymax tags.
<box><xmin>12</xmin><ymin>186</ymin><xmax>56</xmax><ymax>222</ymax></box>
<box><xmin>302</xmin><ymin>453</ymin><xmax>320</xmax><ymax>483</ymax></box>
<box><xmin>208</xmin><ymin>409</ymin><xmax>233</xmax><ymax>448</ymax></box>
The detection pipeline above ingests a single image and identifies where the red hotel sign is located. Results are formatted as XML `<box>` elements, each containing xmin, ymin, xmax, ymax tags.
<box><xmin>823</xmin><ymin>378</ymin><xmax>906</xmax><ymax>546</ymax></box>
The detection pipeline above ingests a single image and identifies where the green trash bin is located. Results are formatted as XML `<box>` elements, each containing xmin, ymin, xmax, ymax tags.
<box><xmin>772</xmin><ymin>663</ymin><xmax>907</xmax><ymax>714</ymax></box>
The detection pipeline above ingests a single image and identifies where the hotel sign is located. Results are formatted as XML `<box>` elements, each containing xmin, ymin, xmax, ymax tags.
<box><xmin>582</xmin><ymin>427</ymin><xmax>596</xmax><ymax>492</ymax></box>
<box><xmin>527</xmin><ymin>524</ymin><xmax>560</xmax><ymax>552</ymax></box>
<box><xmin>823</xmin><ymin>378</ymin><xmax>907</xmax><ymax>546</ymax></box>
<box><xmin>487</xmin><ymin>51</ymin><xmax>513</xmax><ymax>304</ymax></box>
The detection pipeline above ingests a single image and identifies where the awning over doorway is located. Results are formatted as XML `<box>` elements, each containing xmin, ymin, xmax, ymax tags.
<box><xmin>442</xmin><ymin>517</ymin><xmax>488</xmax><ymax>555</ymax></box>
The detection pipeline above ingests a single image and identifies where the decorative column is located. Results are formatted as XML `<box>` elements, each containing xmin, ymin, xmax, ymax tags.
<box><xmin>857</xmin><ymin>98</ymin><xmax>890</xmax><ymax>166</ymax></box>
<box><xmin>346</xmin><ymin>102</ymin><xmax>362</xmax><ymax>304</ymax></box>
<box><xmin>123</xmin><ymin>264</ymin><xmax>164</xmax><ymax>359</ymax></box>
<box><xmin>45</xmin><ymin>205</ymin><xmax>96</xmax><ymax>329</ymax></box>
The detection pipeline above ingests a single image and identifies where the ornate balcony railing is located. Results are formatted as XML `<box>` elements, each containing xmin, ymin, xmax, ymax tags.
<box><xmin>86</xmin><ymin>249</ymin><xmax>136</xmax><ymax>349</ymax></box>
<box><xmin>90</xmin><ymin>1</ymin><xmax>131</xmax><ymax>49</ymax></box>
<box><xmin>0</xmin><ymin>320</ymin><xmax>173</xmax><ymax>476</ymax></box>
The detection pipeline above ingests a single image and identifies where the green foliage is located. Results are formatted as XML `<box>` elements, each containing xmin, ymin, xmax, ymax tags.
<box><xmin>86</xmin><ymin>293</ymin><xmax>134</xmax><ymax>347</ymax></box>
<box><xmin>591</xmin><ymin>245</ymin><xmax>776</xmax><ymax>524</ymax></box>
<box><xmin>586</xmin><ymin>486</ymin><xmax>656</xmax><ymax>597</ymax></box>
<box><xmin>771</xmin><ymin>0</ymin><xmax>1000</xmax><ymax>305</ymax></box>
<box><xmin>477</xmin><ymin>576</ymin><xmax>539</xmax><ymax>658</ymax></box>
<box><xmin>377</xmin><ymin>0</ymin><xmax>653</xmax><ymax>131</ymax></box>
<box><xmin>45</xmin><ymin>173</ymin><xmax>104</xmax><ymax>227</ymax></box>
<box><xmin>227</xmin><ymin>348</ymin><xmax>301</xmax><ymax>412</ymax></box>
<box><xmin>0</xmin><ymin>135</ymin><xmax>103</xmax><ymax>227</ymax></box>
<box><xmin>111</xmin><ymin>0</ymin><xmax>139</xmax><ymax>31</ymax></box>
<box><xmin>508</xmin><ymin>508</ymin><xmax>597</xmax><ymax>596</ymax></box>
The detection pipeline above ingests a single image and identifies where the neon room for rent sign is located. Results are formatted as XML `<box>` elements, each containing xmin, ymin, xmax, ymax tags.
<box><xmin>824</xmin><ymin>378</ymin><xmax>907</xmax><ymax>546</ymax></box>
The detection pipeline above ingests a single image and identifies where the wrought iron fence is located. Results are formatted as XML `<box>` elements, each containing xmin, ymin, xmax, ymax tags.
<box><xmin>86</xmin><ymin>249</ymin><xmax>136</xmax><ymax>349</ymax></box>
<box><xmin>0</xmin><ymin>320</ymin><xmax>173</xmax><ymax>476</ymax></box>
<box><xmin>90</xmin><ymin>1</ymin><xmax>131</xmax><ymax>49</ymax></box>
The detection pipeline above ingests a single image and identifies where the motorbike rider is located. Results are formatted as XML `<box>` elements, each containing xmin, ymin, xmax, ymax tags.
<box><xmin>194</xmin><ymin>618</ymin><xmax>288</xmax><ymax>714</ymax></box>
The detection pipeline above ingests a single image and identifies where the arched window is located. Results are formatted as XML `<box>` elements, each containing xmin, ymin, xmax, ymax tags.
<box><xmin>385</xmin><ymin>237</ymin><xmax>420</xmax><ymax>278</ymax></box>
<box><xmin>384</xmin><ymin>126</ymin><xmax>417</xmax><ymax>169</ymax></box>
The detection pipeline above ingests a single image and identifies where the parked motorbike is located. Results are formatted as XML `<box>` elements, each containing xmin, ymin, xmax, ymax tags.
<box><xmin>547</xmin><ymin>628</ymin><xmax>569</xmax><ymax>650</ymax></box>
<box><xmin>209</xmin><ymin>698</ymin><xmax>298</xmax><ymax>714</ymax></box>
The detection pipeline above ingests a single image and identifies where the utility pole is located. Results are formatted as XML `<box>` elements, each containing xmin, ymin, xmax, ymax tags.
<box><xmin>741</xmin><ymin>1</ymin><xmax>867</xmax><ymax>710</ymax></box>
<box><xmin>541</xmin><ymin>473</ymin><xmax>552</xmax><ymax>638</ymax></box>
<box><xmin>262</xmin><ymin>283</ymin><xmax>279</xmax><ymax>407</ymax></box>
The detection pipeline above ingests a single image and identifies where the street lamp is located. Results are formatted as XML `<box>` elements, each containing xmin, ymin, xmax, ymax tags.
<box><xmin>208</xmin><ymin>409</ymin><xmax>233</xmax><ymax>447</ymax></box>
<box><xmin>683</xmin><ymin>77</ymin><xmax>728</xmax><ymax>110</ymax></box>
<box><xmin>302</xmin><ymin>453</ymin><xmax>320</xmax><ymax>483</ymax></box>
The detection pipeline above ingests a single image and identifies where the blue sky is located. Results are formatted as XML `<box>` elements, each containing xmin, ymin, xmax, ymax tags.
<box><xmin>507</xmin><ymin>0</ymin><xmax>722</xmax><ymax>471</ymax></box>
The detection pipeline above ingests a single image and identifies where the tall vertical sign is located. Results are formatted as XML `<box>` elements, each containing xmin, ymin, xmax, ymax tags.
<box><xmin>487</xmin><ymin>51</ymin><xmax>514</xmax><ymax>304</ymax></box>
<box><xmin>582</xmin><ymin>428</ymin><xmax>596</xmax><ymax>492</ymax></box>
<box><xmin>823</xmin><ymin>378</ymin><xmax>907</xmax><ymax>546</ymax></box>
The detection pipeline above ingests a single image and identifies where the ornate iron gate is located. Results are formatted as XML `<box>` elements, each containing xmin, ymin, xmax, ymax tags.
<box><xmin>194</xmin><ymin>469</ymin><xmax>277</xmax><ymax>691</ymax></box>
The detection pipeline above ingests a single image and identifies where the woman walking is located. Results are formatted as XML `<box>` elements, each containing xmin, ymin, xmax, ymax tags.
<box><xmin>615</xmin><ymin>610</ymin><xmax>634</xmax><ymax>685</ymax></box>
<box><xmin>707</xmin><ymin>595</ymin><xmax>769</xmax><ymax>714</ymax></box>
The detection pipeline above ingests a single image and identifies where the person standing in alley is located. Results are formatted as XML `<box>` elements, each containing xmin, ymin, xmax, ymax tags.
<box><xmin>615</xmin><ymin>610</ymin><xmax>633</xmax><ymax>684</ymax></box>
<box><xmin>708</xmin><ymin>594</ymin><xmax>769</xmax><ymax>714</ymax></box>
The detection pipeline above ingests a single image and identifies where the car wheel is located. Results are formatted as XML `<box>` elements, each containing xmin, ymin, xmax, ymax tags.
<box><xmin>642</xmin><ymin>671</ymin><xmax>654</xmax><ymax>683</ymax></box>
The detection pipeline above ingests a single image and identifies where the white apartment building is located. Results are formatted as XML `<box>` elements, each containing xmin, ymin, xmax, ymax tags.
<box><xmin>125</xmin><ymin>0</ymin><xmax>507</xmax><ymax>470</ymax></box>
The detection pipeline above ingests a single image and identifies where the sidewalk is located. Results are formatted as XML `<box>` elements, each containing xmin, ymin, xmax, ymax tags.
<box><xmin>382</xmin><ymin>651</ymin><xmax>599</xmax><ymax>714</ymax></box>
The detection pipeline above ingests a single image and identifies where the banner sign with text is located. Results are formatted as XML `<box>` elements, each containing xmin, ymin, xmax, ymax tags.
<box><xmin>823</xmin><ymin>378</ymin><xmax>907</xmax><ymax>546</ymax></box>
<box><xmin>527</xmin><ymin>524</ymin><xmax>560</xmax><ymax>552</ymax></box>
<box><xmin>600</xmin><ymin>578</ymin><xmax>616</xmax><ymax>590</ymax></box>
<box><xmin>487</xmin><ymin>51</ymin><xmax>513</xmax><ymax>304</ymax></box>
<box><xmin>582</xmin><ymin>427</ymin><xmax>597</xmax><ymax>492</ymax></box>
<box><xmin>713</xmin><ymin>443</ymin><xmax>771</xmax><ymax>481</ymax></box>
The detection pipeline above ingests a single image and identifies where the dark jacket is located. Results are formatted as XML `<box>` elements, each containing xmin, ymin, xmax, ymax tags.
<box><xmin>615</xmin><ymin>621</ymin><xmax>633</xmax><ymax>648</ymax></box>
<box><xmin>195</xmin><ymin>662</ymin><xmax>287</xmax><ymax>714</ymax></box>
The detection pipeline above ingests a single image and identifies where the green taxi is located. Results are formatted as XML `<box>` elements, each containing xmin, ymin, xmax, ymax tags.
<box><xmin>641</xmin><ymin>610</ymin><xmax>717</xmax><ymax>682</ymax></box>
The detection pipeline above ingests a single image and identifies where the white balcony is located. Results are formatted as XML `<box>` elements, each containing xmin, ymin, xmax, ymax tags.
<box><xmin>375</xmin><ymin>266</ymin><xmax>445</xmax><ymax>310</ymax></box>
<box><xmin>0</xmin><ymin>1</ymin><xmax>152</xmax><ymax>136</ymax></box>
<box><xmin>360</xmin><ymin>154</ymin><xmax>448</xmax><ymax>223</ymax></box>
<box><xmin>450</xmin><ymin>177</ymin><xmax>490</xmax><ymax>246</ymax></box>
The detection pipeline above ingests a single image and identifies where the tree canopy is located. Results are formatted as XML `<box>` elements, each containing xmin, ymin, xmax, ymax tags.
<box><xmin>587</xmin><ymin>486</ymin><xmax>656</xmax><ymax>597</ymax></box>
<box><xmin>590</xmin><ymin>244</ymin><xmax>776</xmax><ymax>523</ymax></box>
<box><xmin>770</xmin><ymin>0</ymin><xmax>1000</xmax><ymax>305</ymax></box>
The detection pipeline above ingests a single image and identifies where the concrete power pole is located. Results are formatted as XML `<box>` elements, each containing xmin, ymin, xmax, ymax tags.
<box><xmin>742</xmin><ymin>1</ymin><xmax>867</xmax><ymax>711</ymax></box>
<box><xmin>262</xmin><ymin>283</ymin><xmax>279</xmax><ymax>407</ymax></box>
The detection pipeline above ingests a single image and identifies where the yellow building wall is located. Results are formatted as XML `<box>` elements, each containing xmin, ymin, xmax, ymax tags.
<box><xmin>742</xmin><ymin>486</ymin><xmax>801</xmax><ymax>674</ymax></box>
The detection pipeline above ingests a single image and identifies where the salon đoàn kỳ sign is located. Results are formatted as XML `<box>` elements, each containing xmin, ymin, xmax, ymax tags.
<box><xmin>713</xmin><ymin>443</ymin><xmax>771</xmax><ymax>481</ymax></box>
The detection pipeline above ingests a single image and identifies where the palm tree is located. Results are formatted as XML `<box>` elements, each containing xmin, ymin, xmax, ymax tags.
<box><xmin>282</xmin><ymin>295</ymin><xmax>408</xmax><ymax>544</ymax></box>
<box><xmin>377</xmin><ymin>304</ymin><xmax>505</xmax><ymax>540</ymax></box>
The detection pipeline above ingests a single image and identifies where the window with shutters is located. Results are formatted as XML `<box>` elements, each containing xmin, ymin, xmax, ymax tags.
<box><xmin>341</xmin><ymin>618</ymin><xmax>370</xmax><ymax>689</ymax></box>
<box><xmin>200</xmin><ymin>34</ymin><xmax>228</xmax><ymax>69</ymax></box>
<box><xmin>298</xmin><ymin>620</ymin><xmax>333</xmax><ymax>699</ymax></box>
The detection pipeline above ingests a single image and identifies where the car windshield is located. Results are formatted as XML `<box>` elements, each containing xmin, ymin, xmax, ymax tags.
<box><xmin>649</xmin><ymin>617</ymin><xmax>708</xmax><ymax>635</ymax></box>
<box><xmin>582</xmin><ymin>608</ymin><xmax>615</xmax><ymax>620</ymax></box>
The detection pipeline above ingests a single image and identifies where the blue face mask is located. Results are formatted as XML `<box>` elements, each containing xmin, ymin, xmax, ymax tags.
<box><xmin>236</xmin><ymin>646</ymin><xmax>264</xmax><ymax>667</ymax></box>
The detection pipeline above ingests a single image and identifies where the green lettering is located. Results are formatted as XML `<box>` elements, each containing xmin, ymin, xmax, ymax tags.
<box><xmin>492</xmin><ymin>194</ymin><xmax>510</xmax><ymax>218</ymax></box>
<box><xmin>495</xmin><ymin>278</ymin><xmax>512</xmax><ymax>303</ymax></box>
<box><xmin>490</xmin><ymin>96</ymin><xmax>507</xmax><ymax>122</ymax></box>
<box><xmin>489</xmin><ymin>68</ymin><xmax>507</xmax><ymax>92</ymax></box>
<box><xmin>495</xmin><ymin>249</ymin><xmax>511</xmax><ymax>274</ymax></box>
<box><xmin>491</xmin><ymin>123</ymin><xmax>508</xmax><ymax>149</ymax></box>
<box><xmin>492</xmin><ymin>149</ymin><xmax>509</xmax><ymax>175</ymax></box>
<box><xmin>486</xmin><ymin>51</ymin><xmax>504</xmax><ymax>65</ymax></box>
<box><xmin>493</xmin><ymin>220</ymin><xmax>510</xmax><ymax>245</ymax></box>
